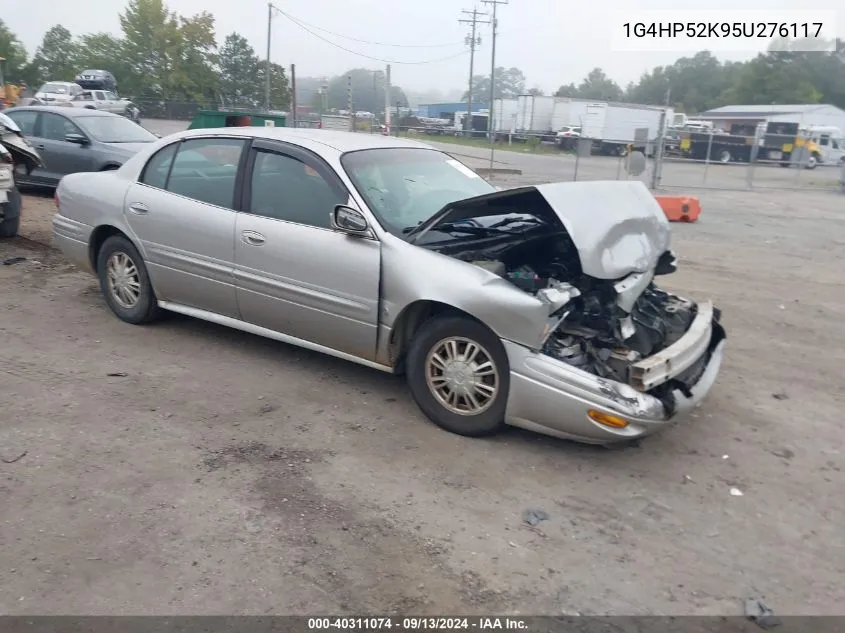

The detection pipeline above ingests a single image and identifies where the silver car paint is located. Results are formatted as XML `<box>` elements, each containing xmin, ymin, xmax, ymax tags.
<box><xmin>52</xmin><ymin>127</ymin><xmax>724</xmax><ymax>444</ymax></box>
<box><xmin>533</xmin><ymin>180</ymin><xmax>671</xmax><ymax>280</ymax></box>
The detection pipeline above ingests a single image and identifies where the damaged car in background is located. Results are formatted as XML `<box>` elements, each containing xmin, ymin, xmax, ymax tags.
<box><xmin>0</xmin><ymin>111</ymin><xmax>42</xmax><ymax>237</ymax></box>
<box><xmin>50</xmin><ymin>130</ymin><xmax>725</xmax><ymax>444</ymax></box>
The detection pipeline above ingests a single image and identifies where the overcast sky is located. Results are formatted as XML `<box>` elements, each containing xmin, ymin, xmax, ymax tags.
<box><xmin>5</xmin><ymin>0</ymin><xmax>843</xmax><ymax>96</ymax></box>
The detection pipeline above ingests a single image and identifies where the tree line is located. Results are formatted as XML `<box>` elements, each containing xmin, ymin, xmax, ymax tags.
<box><xmin>464</xmin><ymin>40</ymin><xmax>844</xmax><ymax>114</ymax></box>
<box><xmin>0</xmin><ymin>0</ymin><xmax>290</xmax><ymax>111</ymax></box>
<box><xmin>2</xmin><ymin>1</ymin><xmax>843</xmax><ymax>116</ymax></box>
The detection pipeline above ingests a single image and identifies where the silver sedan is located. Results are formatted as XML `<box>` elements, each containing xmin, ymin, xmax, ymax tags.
<box><xmin>52</xmin><ymin>127</ymin><xmax>726</xmax><ymax>444</ymax></box>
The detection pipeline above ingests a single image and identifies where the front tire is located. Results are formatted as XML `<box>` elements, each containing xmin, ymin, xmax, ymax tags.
<box><xmin>805</xmin><ymin>153</ymin><xmax>819</xmax><ymax>170</ymax></box>
<box><xmin>96</xmin><ymin>235</ymin><xmax>161</xmax><ymax>324</ymax></box>
<box><xmin>0</xmin><ymin>188</ymin><xmax>22</xmax><ymax>238</ymax></box>
<box><xmin>406</xmin><ymin>315</ymin><xmax>509</xmax><ymax>437</ymax></box>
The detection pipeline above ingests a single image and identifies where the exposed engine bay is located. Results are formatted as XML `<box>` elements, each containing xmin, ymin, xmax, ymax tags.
<box><xmin>421</xmin><ymin>210</ymin><xmax>701</xmax><ymax>394</ymax></box>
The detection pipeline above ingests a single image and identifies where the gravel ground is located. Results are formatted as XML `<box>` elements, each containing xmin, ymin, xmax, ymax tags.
<box><xmin>1</xmin><ymin>178</ymin><xmax>843</xmax><ymax>616</ymax></box>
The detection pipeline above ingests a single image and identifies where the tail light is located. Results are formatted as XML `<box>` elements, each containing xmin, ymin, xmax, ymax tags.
<box><xmin>1</xmin><ymin>152</ymin><xmax>11</xmax><ymax>164</ymax></box>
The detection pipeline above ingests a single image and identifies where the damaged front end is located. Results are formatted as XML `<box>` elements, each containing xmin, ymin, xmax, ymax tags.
<box><xmin>0</xmin><ymin>112</ymin><xmax>43</xmax><ymax>178</ymax></box>
<box><xmin>411</xmin><ymin>180</ymin><xmax>726</xmax><ymax>425</ymax></box>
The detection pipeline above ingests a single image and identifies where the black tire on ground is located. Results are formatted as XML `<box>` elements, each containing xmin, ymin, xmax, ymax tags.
<box><xmin>405</xmin><ymin>314</ymin><xmax>510</xmax><ymax>437</ymax></box>
<box><xmin>719</xmin><ymin>149</ymin><xmax>731</xmax><ymax>163</ymax></box>
<box><xmin>0</xmin><ymin>187</ymin><xmax>22</xmax><ymax>238</ymax></box>
<box><xmin>96</xmin><ymin>235</ymin><xmax>161</xmax><ymax>325</ymax></box>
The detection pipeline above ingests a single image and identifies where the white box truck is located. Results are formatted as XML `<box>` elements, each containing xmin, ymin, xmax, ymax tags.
<box><xmin>553</xmin><ymin>99</ymin><xmax>672</xmax><ymax>156</ymax></box>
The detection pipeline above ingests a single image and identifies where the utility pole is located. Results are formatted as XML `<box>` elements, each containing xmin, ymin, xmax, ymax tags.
<box><xmin>265</xmin><ymin>2</ymin><xmax>273</xmax><ymax>112</ymax></box>
<box><xmin>459</xmin><ymin>8</ymin><xmax>488</xmax><ymax>137</ymax></box>
<box><xmin>290</xmin><ymin>63</ymin><xmax>297</xmax><ymax>128</ymax></box>
<box><xmin>481</xmin><ymin>0</ymin><xmax>507</xmax><ymax>169</ymax></box>
<box><xmin>347</xmin><ymin>74</ymin><xmax>353</xmax><ymax>132</ymax></box>
<box><xmin>384</xmin><ymin>64</ymin><xmax>392</xmax><ymax>134</ymax></box>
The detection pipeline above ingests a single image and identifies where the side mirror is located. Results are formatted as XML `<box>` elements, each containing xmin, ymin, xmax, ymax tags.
<box><xmin>65</xmin><ymin>133</ymin><xmax>89</xmax><ymax>145</ymax></box>
<box><xmin>331</xmin><ymin>205</ymin><xmax>370</xmax><ymax>236</ymax></box>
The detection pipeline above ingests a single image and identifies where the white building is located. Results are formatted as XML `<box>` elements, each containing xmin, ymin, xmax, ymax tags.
<box><xmin>696</xmin><ymin>104</ymin><xmax>845</xmax><ymax>133</ymax></box>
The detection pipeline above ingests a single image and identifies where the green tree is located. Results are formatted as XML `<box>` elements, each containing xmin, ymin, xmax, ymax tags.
<box><xmin>30</xmin><ymin>25</ymin><xmax>79</xmax><ymax>85</ymax></box>
<box><xmin>462</xmin><ymin>66</ymin><xmax>526</xmax><ymax>102</ymax></box>
<box><xmin>256</xmin><ymin>62</ymin><xmax>292</xmax><ymax>111</ymax></box>
<box><xmin>326</xmin><ymin>68</ymin><xmax>407</xmax><ymax>114</ymax></box>
<box><xmin>169</xmin><ymin>12</ymin><xmax>219</xmax><ymax>102</ymax></box>
<box><xmin>119</xmin><ymin>0</ymin><xmax>181</xmax><ymax>98</ymax></box>
<box><xmin>574</xmin><ymin>68</ymin><xmax>623</xmax><ymax>101</ymax></box>
<box><xmin>527</xmin><ymin>87</ymin><xmax>544</xmax><ymax>96</ymax></box>
<box><xmin>722</xmin><ymin>53</ymin><xmax>822</xmax><ymax>105</ymax></box>
<box><xmin>219</xmin><ymin>32</ymin><xmax>261</xmax><ymax>106</ymax></box>
<box><xmin>74</xmin><ymin>33</ymin><xmax>132</xmax><ymax>93</ymax></box>
<box><xmin>0</xmin><ymin>18</ymin><xmax>32</xmax><ymax>84</ymax></box>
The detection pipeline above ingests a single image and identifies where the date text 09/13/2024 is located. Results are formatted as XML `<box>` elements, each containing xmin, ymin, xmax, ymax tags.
<box><xmin>307</xmin><ymin>617</ymin><xmax>528</xmax><ymax>630</ymax></box>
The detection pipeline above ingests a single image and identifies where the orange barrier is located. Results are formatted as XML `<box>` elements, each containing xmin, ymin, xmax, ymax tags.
<box><xmin>654</xmin><ymin>195</ymin><xmax>701</xmax><ymax>223</ymax></box>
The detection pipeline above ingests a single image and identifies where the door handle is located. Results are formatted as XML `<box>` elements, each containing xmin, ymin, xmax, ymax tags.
<box><xmin>241</xmin><ymin>230</ymin><xmax>266</xmax><ymax>246</ymax></box>
<box><xmin>128</xmin><ymin>202</ymin><xmax>149</xmax><ymax>215</ymax></box>
<box><xmin>34</xmin><ymin>144</ymin><xmax>45</xmax><ymax>150</ymax></box>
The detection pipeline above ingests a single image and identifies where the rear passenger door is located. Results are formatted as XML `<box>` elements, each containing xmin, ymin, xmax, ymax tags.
<box><xmin>234</xmin><ymin>140</ymin><xmax>381</xmax><ymax>361</ymax></box>
<box><xmin>123</xmin><ymin>136</ymin><xmax>248</xmax><ymax>318</ymax></box>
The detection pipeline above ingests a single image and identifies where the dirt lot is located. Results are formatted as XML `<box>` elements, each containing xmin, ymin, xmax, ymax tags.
<box><xmin>1</xmin><ymin>186</ymin><xmax>843</xmax><ymax>616</ymax></box>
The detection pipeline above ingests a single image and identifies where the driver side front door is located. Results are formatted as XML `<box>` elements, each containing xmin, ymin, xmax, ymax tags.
<box><xmin>233</xmin><ymin>140</ymin><xmax>382</xmax><ymax>361</ymax></box>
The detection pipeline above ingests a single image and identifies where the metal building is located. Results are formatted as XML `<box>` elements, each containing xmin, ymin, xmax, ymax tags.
<box><xmin>416</xmin><ymin>102</ymin><xmax>488</xmax><ymax>119</ymax></box>
<box><xmin>697</xmin><ymin>104</ymin><xmax>845</xmax><ymax>132</ymax></box>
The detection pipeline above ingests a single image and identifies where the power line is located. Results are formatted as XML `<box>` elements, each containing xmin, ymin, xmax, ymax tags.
<box><xmin>273</xmin><ymin>7</ymin><xmax>470</xmax><ymax>64</ymax></box>
<box><xmin>272</xmin><ymin>9</ymin><xmax>465</xmax><ymax>49</ymax></box>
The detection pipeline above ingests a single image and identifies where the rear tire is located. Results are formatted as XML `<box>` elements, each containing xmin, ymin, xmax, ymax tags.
<box><xmin>718</xmin><ymin>149</ymin><xmax>731</xmax><ymax>164</ymax></box>
<box><xmin>96</xmin><ymin>235</ymin><xmax>161</xmax><ymax>325</ymax></box>
<box><xmin>0</xmin><ymin>188</ymin><xmax>22</xmax><ymax>238</ymax></box>
<box><xmin>406</xmin><ymin>315</ymin><xmax>509</xmax><ymax>437</ymax></box>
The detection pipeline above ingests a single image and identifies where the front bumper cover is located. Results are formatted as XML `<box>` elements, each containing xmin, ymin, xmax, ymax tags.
<box><xmin>502</xmin><ymin>309</ymin><xmax>726</xmax><ymax>444</ymax></box>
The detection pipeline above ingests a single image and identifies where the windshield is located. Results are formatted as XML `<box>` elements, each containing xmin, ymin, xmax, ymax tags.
<box><xmin>340</xmin><ymin>148</ymin><xmax>495</xmax><ymax>236</ymax></box>
<box><xmin>40</xmin><ymin>83</ymin><xmax>70</xmax><ymax>94</ymax></box>
<box><xmin>75</xmin><ymin>116</ymin><xmax>157</xmax><ymax>144</ymax></box>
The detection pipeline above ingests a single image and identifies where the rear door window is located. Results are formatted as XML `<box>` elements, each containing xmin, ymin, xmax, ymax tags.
<box><xmin>165</xmin><ymin>138</ymin><xmax>247</xmax><ymax>209</ymax></box>
<box><xmin>4</xmin><ymin>110</ymin><xmax>38</xmax><ymax>136</ymax></box>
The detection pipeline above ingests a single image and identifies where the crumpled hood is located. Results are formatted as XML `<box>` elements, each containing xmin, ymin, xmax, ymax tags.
<box><xmin>413</xmin><ymin>180</ymin><xmax>670</xmax><ymax>280</ymax></box>
<box><xmin>0</xmin><ymin>115</ymin><xmax>43</xmax><ymax>170</ymax></box>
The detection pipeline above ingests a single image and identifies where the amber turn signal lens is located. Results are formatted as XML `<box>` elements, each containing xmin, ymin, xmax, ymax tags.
<box><xmin>588</xmin><ymin>409</ymin><xmax>629</xmax><ymax>428</ymax></box>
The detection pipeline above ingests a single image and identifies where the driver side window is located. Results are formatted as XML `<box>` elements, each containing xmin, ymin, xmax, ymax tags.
<box><xmin>247</xmin><ymin>150</ymin><xmax>348</xmax><ymax>229</ymax></box>
<box><xmin>40</xmin><ymin>113</ymin><xmax>83</xmax><ymax>142</ymax></box>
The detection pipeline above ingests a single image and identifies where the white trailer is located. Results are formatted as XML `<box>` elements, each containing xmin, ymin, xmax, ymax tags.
<box><xmin>553</xmin><ymin>99</ymin><xmax>672</xmax><ymax>156</ymax></box>
<box><xmin>515</xmin><ymin>95</ymin><xmax>556</xmax><ymax>134</ymax></box>
<box><xmin>491</xmin><ymin>98</ymin><xmax>519</xmax><ymax>133</ymax></box>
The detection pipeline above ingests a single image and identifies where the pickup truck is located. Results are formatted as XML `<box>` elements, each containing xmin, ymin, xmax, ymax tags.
<box><xmin>68</xmin><ymin>90</ymin><xmax>141</xmax><ymax>124</ymax></box>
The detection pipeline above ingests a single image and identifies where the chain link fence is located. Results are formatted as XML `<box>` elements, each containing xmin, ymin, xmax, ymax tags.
<box><xmin>139</xmin><ymin>100</ymin><xmax>844</xmax><ymax>194</ymax></box>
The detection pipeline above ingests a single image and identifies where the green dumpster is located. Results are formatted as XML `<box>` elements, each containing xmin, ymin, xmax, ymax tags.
<box><xmin>188</xmin><ymin>110</ymin><xmax>287</xmax><ymax>130</ymax></box>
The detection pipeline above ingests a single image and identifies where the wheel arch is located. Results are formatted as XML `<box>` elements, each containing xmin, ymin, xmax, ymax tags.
<box><xmin>386</xmin><ymin>299</ymin><xmax>488</xmax><ymax>373</ymax></box>
<box><xmin>88</xmin><ymin>224</ymin><xmax>136</xmax><ymax>272</ymax></box>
